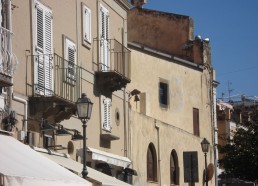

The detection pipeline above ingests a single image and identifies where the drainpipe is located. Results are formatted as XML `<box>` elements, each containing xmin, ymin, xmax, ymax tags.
<box><xmin>155</xmin><ymin>121</ymin><xmax>161</xmax><ymax>186</ymax></box>
<box><xmin>212</xmin><ymin>79</ymin><xmax>219</xmax><ymax>186</ymax></box>
<box><xmin>122</xmin><ymin>26</ymin><xmax>128</xmax><ymax>157</ymax></box>
<box><xmin>7</xmin><ymin>0</ymin><xmax>13</xmax><ymax>110</ymax></box>
<box><xmin>12</xmin><ymin>94</ymin><xmax>28</xmax><ymax>136</ymax></box>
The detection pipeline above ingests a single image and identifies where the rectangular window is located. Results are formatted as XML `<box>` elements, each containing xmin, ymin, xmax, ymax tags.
<box><xmin>64</xmin><ymin>37</ymin><xmax>76</xmax><ymax>84</ymax></box>
<box><xmin>159</xmin><ymin>82</ymin><xmax>168</xmax><ymax>107</ymax></box>
<box><xmin>183</xmin><ymin>151</ymin><xmax>199</xmax><ymax>183</ymax></box>
<box><xmin>101</xmin><ymin>96</ymin><xmax>112</xmax><ymax>132</ymax></box>
<box><xmin>34</xmin><ymin>1</ymin><xmax>53</xmax><ymax>96</ymax></box>
<box><xmin>193</xmin><ymin>108</ymin><xmax>200</xmax><ymax>136</ymax></box>
<box><xmin>99</xmin><ymin>4</ymin><xmax>109</xmax><ymax>71</ymax></box>
<box><xmin>82</xmin><ymin>4</ymin><xmax>91</xmax><ymax>45</ymax></box>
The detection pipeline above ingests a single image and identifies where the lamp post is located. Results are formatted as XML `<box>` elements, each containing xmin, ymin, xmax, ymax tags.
<box><xmin>76</xmin><ymin>93</ymin><xmax>93</xmax><ymax>179</ymax></box>
<box><xmin>201</xmin><ymin>138</ymin><xmax>210</xmax><ymax>186</ymax></box>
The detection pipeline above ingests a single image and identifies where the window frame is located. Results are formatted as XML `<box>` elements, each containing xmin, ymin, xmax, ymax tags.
<box><xmin>147</xmin><ymin>143</ymin><xmax>158</xmax><ymax>182</ymax></box>
<box><xmin>159</xmin><ymin>79</ymin><xmax>169</xmax><ymax>108</ymax></box>
<box><xmin>99</xmin><ymin>4</ymin><xmax>110</xmax><ymax>71</ymax></box>
<box><xmin>34</xmin><ymin>1</ymin><xmax>53</xmax><ymax>96</ymax></box>
<box><xmin>101</xmin><ymin>95</ymin><xmax>112</xmax><ymax>132</ymax></box>
<box><xmin>82</xmin><ymin>3</ymin><xmax>91</xmax><ymax>47</ymax></box>
<box><xmin>193</xmin><ymin>108</ymin><xmax>200</xmax><ymax>136</ymax></box>
<box><xmin>170</xmin><ymin>150</ymin><xmax>179</xmax><ymax>185</ymax></box>
<box><xmin>63</xmin><ymin>36</ymin><xmax>77</xmax><ymax>85</ymax></box>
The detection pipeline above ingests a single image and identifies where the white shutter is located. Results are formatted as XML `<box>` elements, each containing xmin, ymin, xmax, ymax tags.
<box><xmin>83</xmin><ymin>5</ymin><xmax>91</xmax><ymax>43</ymax></box>
<box><xmin>0</xmin><ymin>2</ymin><xmax>2</xmax><ymax>26</ymax></box>
<box><xmin>100</xmin><ymin>5</ymin><xmax>109</xmax><ymax>71</ymax></box>
<box><xmin>44</xmin><ymin>10</ymin><xmax>53</xmax><ymax>95</ymax></box>
<box><xmin>101</xmin><ymin>96</ymin><xmax>112</xmax><ymax>132</ymax></box>
<box><xmin>64</xmin><ymin>38</ymin><xmax>76</xmax><ymax>83</ymax></box>
<box><xmin>35</xmin><ymin>1</ymin><xmax>53</xmax><ymax>96</ymax></box>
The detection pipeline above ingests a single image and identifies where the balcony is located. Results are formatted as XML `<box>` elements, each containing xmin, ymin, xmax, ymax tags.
<box><xmin>94</xmin><ymin>39</ymin><xmax>131</xmax><ymax>93</ymax></box>
<box><xmin>0</xmin><ymin>27</ymin><xmax>18</xmax><ymax>87</ymax></box>
<box><xmin>27</xmin><ymin>53</ymin><xmax>82</xmax><ymax>123</ymax></box>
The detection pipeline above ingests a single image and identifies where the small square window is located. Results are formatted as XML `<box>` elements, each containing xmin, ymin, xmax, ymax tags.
<box><xmin>159</xmin><ymin>82</ymin><xmax>168</xmax><ymax>107</ymax></box>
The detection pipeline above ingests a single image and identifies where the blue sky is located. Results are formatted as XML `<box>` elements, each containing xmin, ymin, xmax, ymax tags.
<box><xmin>144</xmin><ymin>0</ymin><xmax>258</xmax><ymax>101</ymax></box>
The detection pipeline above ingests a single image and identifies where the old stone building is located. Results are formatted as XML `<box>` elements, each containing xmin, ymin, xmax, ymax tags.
<box><xmin>127</xmin><ymin>7</ymin><xmax>217</xmax><ymax>186</ymax></box>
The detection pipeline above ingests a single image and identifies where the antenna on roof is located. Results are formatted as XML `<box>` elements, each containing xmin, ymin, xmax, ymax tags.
<box><xmin>228</xmin><ymin>81</ymin><xmax>234</xmax><ymax>102</ymax></box>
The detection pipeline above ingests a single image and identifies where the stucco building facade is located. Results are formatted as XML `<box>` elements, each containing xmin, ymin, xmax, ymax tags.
<box><xmin>127</xmin><ymin>7</ymin><xmax>216</xmax><ymax>186</ymax></box>
<box><xmin>0</xmin><ymin>0</ymin><xmax>134</xmax><ymax>185</ymax></box>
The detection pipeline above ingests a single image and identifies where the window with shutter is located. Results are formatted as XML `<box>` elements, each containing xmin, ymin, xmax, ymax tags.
<box><xmin>82</xmin><ymin>4</ymin><xmax>91</xmax><ymax>45</ymax></box>
<box><xmin>193</xmin><ymin>108</ymin><xmax>200</xmax><ymax>136</ymax></box>
<box><xmin>183</xmin><ymin>151</ymin><xmax>199</xmax><ymax>183</ymax></box>
<box><xmin>147</xmin><ymin>143</ymin><xmax>157</xmax><ymax>182</ymax></box>
<box><xmin>101</xmin><ymin>96</ymin><xmax>112</xmax><ymax>132</ymax></box>
<box><xmin>99</xmin><ymin>5</ymin><xmax>109</xmax><ymax>71</ymax></box>
<box><xmin>64</xmin><ymin>37</ymin><xmax>76</xmax><ymax>84</ymax></box>
<box><xmin>34</xmin><ymin>1</ymin><xmax>53</xmax><ymax>96</ymax></box>
<box><xmin>0</xmin><ymin>2</ymin><xmax>2</xmax><ymax>26</ymax></box>
<box><xmin>170</xmin><ymin>150</ymin><xmax>179</xmax><ymax>185</ymax></box>
<box><xmin>159</xmin><ymin>81</ymin><xmax>169</xmax><ymax>107</ymax></box>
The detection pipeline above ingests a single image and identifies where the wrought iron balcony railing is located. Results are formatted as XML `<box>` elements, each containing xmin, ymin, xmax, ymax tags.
<box><xmin>27</xmin><ymin>53</ymin><xmax>81</xmax><ymax>103</ymax></box>
<box><xmin>0</xmin><ymin>26</ymin><xmax>19</xmax><ymax>86</ymax></box>
<box><xmin>93</xmin><ymin>38</ymin><xmax>131</xmax><ymax>80</ymax></box>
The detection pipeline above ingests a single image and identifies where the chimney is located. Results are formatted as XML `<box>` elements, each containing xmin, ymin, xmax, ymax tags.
<box><xmin>131</xmin><ymin>0</ymin><xmax>147</xmax><ymax>8</ymax></box>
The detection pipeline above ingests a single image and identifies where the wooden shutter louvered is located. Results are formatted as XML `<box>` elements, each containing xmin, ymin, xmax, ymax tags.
<box><xmin>170</xmin><ymin>154</ymin><xmax>176</xmax><ymax>184</ymax></box>
<box><xmin>193</xmin><ymin>108</ymin><xmax>200</xmax><ymax>136</ymax></box>
<box><xmin>147</xmin><ymin>147</ymin><xmax>154</xmax><ymax>181</ymax></box>
<box><xmin>35</xmin><ymin>2</ymin><xmax>53</xmax><ymax>96</ymax></box>
<box><xmin>44</xmin><ymin>11</ymin><xmax>52</xmax><ymax>95</ymax></box>
<box><xmin>0</xmin><ymin>3</ymin><xmax>2</xmax><ymax>26</ymax></box>
<box><xmin>100</xmin><ymin>5</ymin><xmax>109</xmax><ymax>71</ymax></box>
<box><xmin>102</xmin><ymin>97</ymin><xmax>111</xmax><ymax>132</ymax></box>
<box><xmin>36</xmin><ymin>7</ymin><xmax>44</xmax><ymax>52</ymax></box>
<box><xmin>64</xmin><ymin>38</ymin><xmax>76</xmax><ymax>83</ymax></box>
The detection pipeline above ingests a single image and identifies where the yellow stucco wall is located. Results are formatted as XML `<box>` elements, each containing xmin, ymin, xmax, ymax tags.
<box><xmin>127</xmin><ymin>47</ymin><xmax>214</xmax><ymax>185</ymax></box>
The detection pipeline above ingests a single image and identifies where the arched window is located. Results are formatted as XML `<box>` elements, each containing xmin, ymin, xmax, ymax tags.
<box><xmin>147</xmin><ymin>143</ymin><xmax>157</xmax><ymax>182</ymax></box>
<box><xmin>170</xmin><ymin>150</ymin><xmax>179</xmax><ymax>185</ymax></box>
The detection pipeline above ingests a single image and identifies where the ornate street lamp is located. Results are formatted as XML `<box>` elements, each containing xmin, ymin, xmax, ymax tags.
<box><xmin>76</xmin><ymin>93</ymin><xmax>93</xmax><ymax>179</ymax></box>
<box><xmin>201</xmin><ymin>138</ymin><xmax>210</xmax><ymax>186</ymax></box>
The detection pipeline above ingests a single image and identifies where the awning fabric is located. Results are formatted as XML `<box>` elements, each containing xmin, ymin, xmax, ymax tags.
<box><xmin>0</xmin><ymin>134</ymin><xmax>92</xmax><ymax>186</ymax></box>
<box><xmin>78</xmin><ymin>147</ymin><xmax>131</xmax><ymax>168</ymax></box>
<box><xmin>38</xmin><ymin>149</ymin><xmax>132</xmax><ymax>186</ymax></box>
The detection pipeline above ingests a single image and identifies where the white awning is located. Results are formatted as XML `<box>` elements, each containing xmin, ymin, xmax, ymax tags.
<box><xmin>78</xmin><ymin>147</ymin><xmax>131</xmax><ymax>168</ymax></box>
<box><xmin>0</xmin><ymin>134</ymin><xmax>92</xmax><ymax>186</ymax></box>
<box><xmin>37</xmin><ymin>149</ymin><xmax>132</xmax><ymax>186</ymax></box>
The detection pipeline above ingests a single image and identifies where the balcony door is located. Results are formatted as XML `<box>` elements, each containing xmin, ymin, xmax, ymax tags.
<box><xmin>34</xmin><ymin>1</ymin><xmax>53</xmax><ymax>96</ymax></box>
<box><xmin>99</xmin><ymin>4</ymin><xmax>109</xmax><ymax>71</ymax></box>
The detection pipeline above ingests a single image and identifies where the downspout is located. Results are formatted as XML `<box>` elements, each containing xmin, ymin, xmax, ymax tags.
<box><xmin>208</xmin><ymin>67</ymin><xmax>218</xmax><ymax>186</ymax></box>
<box><xmin>155</xmin><ymin>121</ymin><xmax>161</xmax><ymax>186</ymax></box>
<box><xmin>122</xmin><ymin>26</ymin><xmax>128</xmax><ymax>157</ymax></box>
<box><xmin>212</xmin><ymin>77</ymin><xmax>219</xmax><ymax>186</ymax></box>
<box><xmin>7</xmin><ymin>0</ymin><xmax>13</xmax><ymax>110</ymax></box>
<box><xmin>12</xmin><ymin>95</ymin><xmax>28</xmax><ymax>136</ymax></box>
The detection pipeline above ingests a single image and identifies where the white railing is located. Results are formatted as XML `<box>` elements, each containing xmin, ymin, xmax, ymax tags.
<box><xmin>0</xmin><ymin>26</ymin><xmax>18</xmax><ymax>76</ymax></box>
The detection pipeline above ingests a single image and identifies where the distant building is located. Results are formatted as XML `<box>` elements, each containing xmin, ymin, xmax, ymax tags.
<box><xmin>216</xmin><ymin>97</ymin><xmax>258</xmax><ymax>185</ymax></box>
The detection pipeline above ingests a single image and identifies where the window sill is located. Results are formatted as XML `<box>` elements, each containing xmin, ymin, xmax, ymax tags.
<box><xmin>147</xmin><ymin>180</ymin><xmax>158</xmax><ymax>184</ymax></box>
<box><xmin>82</xmin><ymin>40</ymin><xmax>91</xmax><ymax>49</ymax></box>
